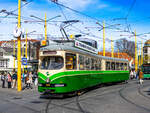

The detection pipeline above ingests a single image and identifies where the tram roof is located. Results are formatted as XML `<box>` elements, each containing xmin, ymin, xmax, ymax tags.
<box><xmin>40</xmin><ymin>41</ymin><xmax>128</xmax><ymax>62</ymax></box>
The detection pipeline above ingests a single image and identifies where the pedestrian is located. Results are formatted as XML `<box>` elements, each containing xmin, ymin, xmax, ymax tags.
<box><xmin>7</xmin><ymin>72</ymin><xmax>12</xmax><ymax>88</ymax></box>
<box><xmin>1</xmin><ymin>72</ymin><xmax>6</xmax><ymax>88</ymax></box>
<box><xmin>138</xmin><ymin>68</ymin><xmax>144</xmax><ymax>85</ymax></box>
<box><xmin>12</xmin><ymin>71</ymin><xmax>17</xmax><ymax>89</ymax></box>
<box><xmin>130</xmin><ymin>70</ymin><xmax>134</xmax><ymax>79</ymax></box>
<box><xmin>22</xmin><ymin>72</ymin><xmax>25</xmax><ymax>83</ymax></box>
<box><xmin>135</xmin><ymin>69</ymin><xmax>139</xmax><ymax>79</ymax></box>
<box><xmin>28</xmin><ymin>71</ymin><xmax>33</xmax><ymax>89</ymax></box>
<box><xmin>25</xmin><ymin>71</ymin><xmax>33</xmax><ymax>89</ymax></box>
<box><xmin>34</xmin><ymin>71</ymin><xmax>38</xmax><ymax>86</ymax></box>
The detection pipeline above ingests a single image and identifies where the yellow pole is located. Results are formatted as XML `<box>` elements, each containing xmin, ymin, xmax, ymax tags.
<box><xmin>25</xmin><ymin>30</ymin><xmax>28</xmax><ymax>69</ymax></box>
<box><xmin>22</xmin><ymin>42</ymin><xmax>24</xmax><ymax>57</ymax></box>
<box><xmin>17</xmin><ymin>0</ymin><xmax>22</xmax><ymax>91</ymax></box>
<box><xmin>118</xmin><ymin>49</ymin><xmax>119</xmax><ymax>58</ymax></box>
<box><xmin>141</xmin><ymin>41</ymin><xmax>143</xmax><ymax>65</ymax></box>
<box><xmin>13</xmin><ymin>40</ymin><xmax>15</xmax><ymax>69</ymax></box>
<box><xmin>111</xmin><ymin>36</ymin><xmax>114</xmax><ymax>58</ymax></box>
<box><xmin>138</xmin><ymin>47</ymin><xmax>141</xmax><ymax>66</ymax></box>
<box><xmin>135</xmin><ymin>30</ymin><xmax>138</xmax><ymax>72</ymax></box>
<box><xmin>103</xmin><ymin>21</ymin><xmax>105</xmax><ymax>56</ymax></box>
<box><xmin>45</xmin><ymin>13</ymin><xmax>47</xmax><ymax>41</ymax></box>
<box><xmin>22</xmin><ymin>42</ymin><xmax>24</xmax><ymax>74</ymax></box>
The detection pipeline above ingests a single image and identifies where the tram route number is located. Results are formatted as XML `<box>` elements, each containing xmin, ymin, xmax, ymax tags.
<box><xmin>46</xmin><ymin>84</ymin><xmax>50</xmax><ymax>87</ymax></box>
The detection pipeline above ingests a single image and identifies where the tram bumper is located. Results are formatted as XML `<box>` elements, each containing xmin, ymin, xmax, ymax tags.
<box><xmin>38</xmin><ymin>83</ymin><xmax>67</xmax><ymax>93</ymax></box>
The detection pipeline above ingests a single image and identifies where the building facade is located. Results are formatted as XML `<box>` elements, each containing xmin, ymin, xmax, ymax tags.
<box><xmin>0</xmin><ymin>39</ymin><xmax>40</xmax><ymax>72</ymax></box>
<box><xmin>143</xmin><ymin>39</ymin><xmax>150</xmax><ymax>64</ymax></box>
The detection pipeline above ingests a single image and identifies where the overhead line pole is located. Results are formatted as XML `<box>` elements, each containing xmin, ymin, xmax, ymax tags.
<box><xmin>103</xmin><ymin>21</ymin><xmax>105</xmax><ymax>56</ymax></box>
<box><xmin>141</xmin><ymin>41</ymin><xmax>143</xmax><ymax>66</ymax></box>
<box><xmin>138</xmin><ymin>47</ymin><xmax>141</xmax><ymax>66</ymax></box>
<box><xmin>118</xmin><ymin>49</ymin><xmax>119</xmax><ymax>58</ymax></box>
<box><xmin>111</xmin><ymin>36</ymin><xmax>114</xmax><ymax>58</ymax></box>
<box><xmin>17</xmin><ymin>0</ymin><xmax>22</xmax><ymax>91</ymax></box>
<box><xmin>25</xmin><ymin>30</ymin><xmax>28</xmax><ymax>69</ymax></box>
<box><xmin>13</xmin><ymin>40</ymin><xmax>16</xmax><ymax>69</ymax></box>
<box><xmin>45</xmin><ymin>13</ymin><xmax>47</xmax><ymax>41</ymax></box>
<box><xmin>135</xmin><ymin>30</ymin><xmax>138</xmax><ymax>72</ymax></box>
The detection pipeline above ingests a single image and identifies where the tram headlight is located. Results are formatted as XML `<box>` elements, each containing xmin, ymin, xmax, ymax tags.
<box><xmin>38</xmin><ymin>84</ymin><xmax>42</xmax><ymax>87</ymax></box>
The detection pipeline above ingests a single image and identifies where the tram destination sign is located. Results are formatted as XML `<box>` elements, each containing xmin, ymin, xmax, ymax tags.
<box><xmin>74</xmin><ymin>40</ymin><xmax>98</xmax><ymax>54</ymax></box>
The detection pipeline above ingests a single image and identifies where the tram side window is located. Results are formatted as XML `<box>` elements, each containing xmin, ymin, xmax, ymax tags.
<box><xmin>116</xmin><ymin>63</ymin><xmax>120</xmax><ymax>70</ymax></box>
<box><xmin>124</xmin><ymin>63</ymin><xmax>127</xmax><ymax>70</ymax></box>
<box><xmin>111</xmin><ymin>62</ymin><xmax>115</xmax><ymax>70</ymax></box>
<box><xmin>91</xmin><ymin>58</ymin><xmax>95</xmax><ymax>70</ymax></box>
<box><xmin>95</xmin><ymin>59</ymin><xmax>101</xmax><ymax>70</ymax></box>
<box><xmin>79</xmin><ymin>55</ymin><xmax>84</xmax><ymax>70</ymax></box>
<box><xmin>120</xmin><ymin>63</ymin><xmax>124</xmax><ymax>70</ymax></box>
<box><xmin>66</xmin><ymin>53</ymin><xmax>77</xmax><ymax>70</ymax></box>
<box><xmin>85</xmin><ymin>57</ymin><xmax>91</xmax><ymax>70</ymax></box>
<box><xmin>106</xmin><ymin>61</ymin><xmax>111</xmax><ymax>70</ymax></box>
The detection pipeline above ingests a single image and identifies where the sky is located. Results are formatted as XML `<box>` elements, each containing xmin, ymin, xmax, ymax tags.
<box><xmin>0</xmin><ymin>0</ymin><xmax>150</xmax><ymax>51</ymax></box>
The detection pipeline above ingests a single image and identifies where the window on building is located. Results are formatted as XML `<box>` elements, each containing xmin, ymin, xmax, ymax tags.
<box><xmin>144</xmin><ymin>47</ymin><xmax>148</xmax><ymax>53</ymax></box>
<box><xmin>66</xmin><ymin>53</ymin><xmax>77</xmax><ymax>70</ymax></box>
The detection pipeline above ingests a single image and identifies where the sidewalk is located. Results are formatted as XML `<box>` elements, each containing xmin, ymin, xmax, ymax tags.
<box><xmin>0</xmin><ymin>81</ymin><xmax>40</xmax><ymax>99</ymax></box>
<box><xmin>0</xmin><ymin>82</ymin><xmax>46</xmax><ymax>113</ymax></box>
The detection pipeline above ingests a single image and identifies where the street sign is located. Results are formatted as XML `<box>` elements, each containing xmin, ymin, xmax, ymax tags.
<box><xmin>21</xmin><ymin>57</ymin><xmax>27</xmax><ymax>65</ymax></box>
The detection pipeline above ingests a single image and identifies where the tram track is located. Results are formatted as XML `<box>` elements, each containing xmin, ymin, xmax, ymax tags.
<box><xmin>138</xmin><ymin>84</ymin><xmax>150</xmax><ymax>100</ymax></box>
<box><xmin>118</xmin><ymin>83</ymin><xmax>150</xmax><ymax>112</ymax></box>
<box><xmin>44</xmin><ymin>95</ymin><xmax>91</xmax><ymax>113</ymax></box>
<box><xmin>44</xmin><ymin>82</ymin><xmax>126</xmax><ymax>113</ymax></box>
<box><xmin>45</xmin><ymin>99</ymin><xmax>52</xmax><ymax>113</ymax></box>
<box><xmin>43</xmin><ymin>80</ymin><xmax>150</xmax><ymax>113</ymax></box>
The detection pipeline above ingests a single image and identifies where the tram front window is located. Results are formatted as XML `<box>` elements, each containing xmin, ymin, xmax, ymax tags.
<box><xmin>41</xmin><ymin>56</ymin><xmax>64</xmax><ymax>70</ymax></box>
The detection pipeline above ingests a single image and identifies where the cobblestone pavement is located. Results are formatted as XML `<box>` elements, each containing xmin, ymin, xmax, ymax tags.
<box><xmin>0</xmin><ymin>80</ymin><xmax>150</xmax><ymax>113</ymax></box>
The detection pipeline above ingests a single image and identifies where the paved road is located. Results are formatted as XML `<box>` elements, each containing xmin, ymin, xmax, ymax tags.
<box><xmin>0</xmin><ymin>80</ymin><xmax>150</xmax><ymax>113</ymax></box>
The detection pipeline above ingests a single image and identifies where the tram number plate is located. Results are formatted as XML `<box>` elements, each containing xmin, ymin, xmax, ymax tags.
<box><xmin>46</xmin><ymin>84</ymin><xmax>50</xmax><ymax>86</ymax></box>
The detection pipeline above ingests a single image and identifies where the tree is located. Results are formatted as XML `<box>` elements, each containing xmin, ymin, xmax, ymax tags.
<box><xmin>115</xmin><ymin>38</ymin><xmax>135</xmax><ymax>57</ymax></box>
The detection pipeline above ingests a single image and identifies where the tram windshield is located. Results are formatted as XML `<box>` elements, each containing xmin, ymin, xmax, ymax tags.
<box><xmin>40</xmin><ymin>56</ymin><xmax>64</xmax><ymax>70</ymax></box>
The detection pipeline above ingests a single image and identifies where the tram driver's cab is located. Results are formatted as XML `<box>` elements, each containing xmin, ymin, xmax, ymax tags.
<box><xmin>41</xmin><ymin>56</ymin><xmax>64</xmax><ymax>70</ymax></box>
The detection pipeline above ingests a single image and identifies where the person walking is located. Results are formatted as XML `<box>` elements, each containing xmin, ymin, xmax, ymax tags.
<box><xmin>7</xmin><ymin>72</ymin><xmax>12</xmax><ymax>88</ymax></box>
<box><xmin>33</xmin><ymin>71</ymin><xmax>38</xmax><ymax>86</ymax></box>
<box><xmin>138</xmin><ymin>68</ymin><xmax>144</xmax><ymax>85</ymax></box>
<box><xmin>130</xmin><ymin>70</ymin><xmax>134</xmax><ymax>79</ymax></box>
<box><xmin>25</xmin><ymin>72</ymin><xmax>33</xmax><ymax>89</ymax></box>
<box><xmin>28</xmin><ymin>72</ymin><xmax>33</xmax><ymax>89</ymax></box>
<box><xmin>1</xmin><ymin>72</ymin><xmax>6</xmax><ymax>88</ymax></box>
<box><xmin>12</xmin><ymin>71</ymin><xmax>17</xmax><ymax>89</ymax></box>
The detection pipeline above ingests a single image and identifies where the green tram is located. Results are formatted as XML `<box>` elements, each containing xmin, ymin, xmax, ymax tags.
<box><xmin>142</xmin><ymin>64</ymin><xmax>150</xmax><ymax>79</ymax></box>
<box><xmin>38</xmin><ymin>40</ymin><xmax>129</xmax><ymax>95</ymax></box>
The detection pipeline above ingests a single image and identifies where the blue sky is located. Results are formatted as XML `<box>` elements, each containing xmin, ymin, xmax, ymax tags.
<box><xmin>0</xmin><ymin>0</ymin><xmax>150</xmax><ymax>51</ymax></box>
